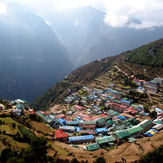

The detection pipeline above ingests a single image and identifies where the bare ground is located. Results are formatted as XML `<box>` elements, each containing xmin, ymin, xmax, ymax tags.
<box><xmin>48</xmin><ymin>130</ymin><xmax>163</xmax><ymax>163</ymax></box>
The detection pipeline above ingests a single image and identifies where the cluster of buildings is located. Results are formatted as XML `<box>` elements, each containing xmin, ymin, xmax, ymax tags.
<box><xmin>6</xmin><ymin>76</ymin><xmax>163</xmax><ymax>151</ymax></box>
<box><xmin>134</xmin><ymin>77</ymin><xmax>163</xmax><ymax>94</ymax></box>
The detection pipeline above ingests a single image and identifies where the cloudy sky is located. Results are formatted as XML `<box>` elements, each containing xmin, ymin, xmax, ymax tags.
<box><xmin>1</xmin><ymin>0</ymin><xmax>163</xmax><ymax>28</ymax></box>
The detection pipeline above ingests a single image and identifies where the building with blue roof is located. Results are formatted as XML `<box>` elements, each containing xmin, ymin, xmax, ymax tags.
<box><xmin>121</xmin><ymin>99</ymin><xmax>131</xmax><ymax>107</ymax></box>
<box><xmin>57</xmin><ymin>118</ymin><xmax>67</xmax><ymax>125</ymax></box>
<box><xmin>69</xmin><ymin>135</ymin><xmax>95</xmax><ymax>144</ymax></box>
<box><xmin>95</xmin><ymin>128</ymin><xmax>108</xmax><ymax>135</ymax></box>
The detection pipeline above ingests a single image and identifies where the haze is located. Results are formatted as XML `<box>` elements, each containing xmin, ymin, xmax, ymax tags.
<box><xmin>1</xmin><ymin>0</ymin><xmax>163</xmax><ymax>29</ymax></box>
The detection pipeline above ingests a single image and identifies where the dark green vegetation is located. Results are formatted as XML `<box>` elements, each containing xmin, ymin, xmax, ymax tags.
<box><xmin>31</xmin><ymin>38</ymin><xmax>163</xmax><ymax>110</ymax></box>
<box><xmin>133</xmin><ymin>145</ymin><xmax>163</xmax><ymax>163</ymax></box>
<box><xmin>0</xmin><ymin>2</ymin><xmax>73</xmax><ymax>102</ymax></box>
<box><xmin>125</xmin><ymin>38</ymin><xmax>163</xmax><ymax>66</ymax></box>
<box><xmin>0</xmin><ymin>137</ymin><xmax>53</xmax><ymax>163</ymax></box>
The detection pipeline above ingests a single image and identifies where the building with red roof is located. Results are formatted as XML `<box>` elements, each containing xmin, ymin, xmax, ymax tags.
<box><xmin>28</xmin><ymin>111</ymin><xmax>37</xmax><ymax>115</ymax></box>
<box><xmin>55</xmin><ymin>129</ymin><xmax>68</xmax><ymax>142</ymax></box>
<box><xmin>78</xmin><ymin>113</ymin><xmax>90</xmax><ymax>118</ymax></box>
<box><xmin>73</xmin><ymin>105</ymin><xmax>83</xmax><ymax>111</ymax></box>
<box><xmin>59</xmin><ymin>114</ymin><xmax>66</xmax><ymax>119</ymax></box>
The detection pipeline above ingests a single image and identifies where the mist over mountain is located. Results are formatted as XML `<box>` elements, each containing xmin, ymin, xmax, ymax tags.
<box><xmin>0</xmin><ymin>3</ymin><xmax>73</xmax><ymax>102</ymax></box>
<box><xmin>47</xmin><ymin>6</ymin><xmax>163</xmax><ymax>67</ymax></box>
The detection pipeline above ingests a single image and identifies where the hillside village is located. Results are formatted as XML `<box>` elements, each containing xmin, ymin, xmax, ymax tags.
<box><xmin>1</xmin><ymin>66</ymin><xmax>163</xmax><ymax>159</ymax></box>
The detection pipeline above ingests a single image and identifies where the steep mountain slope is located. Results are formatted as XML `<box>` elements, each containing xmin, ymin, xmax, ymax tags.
<box><xmin>31</xmin><ymin>38</ymin><xmax>163</xmax><ymax>110</ymax></box>
<box><xmin>48</xmin><ymin>6</ymin><xmax>163</xmax><ymax>67</ymax></box>
<box><xmin>125</xmin><ymin>38</ymin><xmax>163</xmax><ymax>66</ymax></box>
<box><xmin>0</xmin><ymin>3</ymin><xmax>73</xmax><ymax>102</ymax></box>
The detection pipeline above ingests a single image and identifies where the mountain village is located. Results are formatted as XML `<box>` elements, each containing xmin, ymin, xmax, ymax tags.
<box><xmin>1</xmin><ymin>67</ymin><xmax>163</xmax><ymax>156</ymax></box>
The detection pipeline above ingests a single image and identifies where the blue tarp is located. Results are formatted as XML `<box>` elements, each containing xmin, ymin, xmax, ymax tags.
<box><xmin>144</xmin><ymin>132</ymin><xmax>153</xmax><ymax>137</ymax></box>
<box><xmin>117</xmin><ymin>116</ymin><xmax>125</xmax><ymax>120</ymax></box>
<box><xmin>155</xmin><ymin>107</ymin><xmax>163</xmax><ymax>113</ymax></box>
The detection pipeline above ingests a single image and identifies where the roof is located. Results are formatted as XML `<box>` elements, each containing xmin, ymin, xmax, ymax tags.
<box><xmin>113</xmin><ymin>130</ymin><xmax>130</xmax><ymax>139</ymax></box>
<box><xmin>152</xmin><ymin>124</ymin><xmax>163</xmax><ymax>130</ymax></box>
<box><xmin>137</xmin><ymin>119</ymin><xmax>152</xmax><ymax>129</ymax></box>
<box><xmin>67</xmin><ymin>121</ymin><xmax>80</xmax><ymax>125</ymax></box>
<box><xmin>117</xmin><ymin>116</ymin><xmax>125</xmax><ymax>120</ymax></box>
<box><xmin>73</xmin><ymin>105</ymin><xmax>83</xmax><ymax>110</ymax></box>
<box><xmin>28</xmin><ymin>111</ymin><xmax>37</xmax><ymax>115</ymax></box>
<box><xmin>16</xmin><ymin>104</ymin><xmax>25</xmax><ymax>110</ymax></box>
<box><xmin>60</xmin><ymin>126</ymin><xmax>75</xmax><ymax>130</ymax></box>
<box><xmin>85</xmin><ymin>143</ymin><xmax>100</xmax><ymax>151</ymax></box>
<box><xmin>59</xmin><ymin>114</ymin><xmax>66</xmax><ymax>118</ymax></box>
<box><xmin>93</xmin><ymin>118</ymin><xmax>106</xmax><ymax>124</ymax></box>
<box><xmin>128</xmin><ymin>137</ymin><xmax>137</xmax><ymax>143</ymax></box>
<box><xmin>69</xmin><ymin>135</ymin><xmax>94</xmax><ymax>141</ymax></box>
<box><xmin>127</xmin><ymin>126</ymin><xmax>143</xmax><ymax>134</ymax></box>
<box><xmin>79</xmin><ymin>130</ymin><xmax>95</xmax><ymax>135</ymax></box>
<box><xmin>148</xmin><ymin>86</ymin><xmax>158</xmax><ymax>90</ymax></box>
<box><xmin>57</xmin><ymin>118</ymin><xmax>67</xmax><ymax>125</ymax></box>
<box><xmin>81</xmin><ymin>121</ymin><xmax>96</xmax><ymax>125</ymax></box>
<box><xmin>121</xmin><ymin>100</ymin><xmax>130</xmax><ymax>103</ymax></box>
<box><xmin>155</xmin><ymin>107</ymin><xmax>163</xmax><ymax>113</ymax></box>
<box><xmin>95</xmin><ymin>128</ymin><xmax>108</xmax><ymax>133</ymax></box>
<box><xmin>78</xmin><ymin>113</ymin><xmax>90</xmax><ymax>118</ymax></box>
<box><xmin>96</xmin><ymin>136</ymin><xmax>116</xmax><ymax>144</ymax></box>
<box><xmin>106</xmin><ymin>120</ymin><xmax>113</xmax><ymax>125</ymax></box>
<box><xmin>55</xmin><ymin>129</ymin><xmax>68</xmax><ymax>139</ymax></box>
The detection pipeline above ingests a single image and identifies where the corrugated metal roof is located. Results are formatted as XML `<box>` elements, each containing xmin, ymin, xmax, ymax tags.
<box><xmin>93</xmin><ymin>118</ymin><xmax>106</xmax><ymax>124</ymax></box>
<box><xmin>67</xmin><ymin>121</ymin><xmax>80</xmax><ymax>125</ymax></box>
<box><xmin>81</xmin><ymin>121</ymin><xmax>96</xmax><ymax>125</ymax></box>
<box><xmin>69</xmin><ymin>135</ymin><xmax>94</xmax><ymax>141</ymax></box>
<box><xmin>113</xmin><ymin>130</ymin><xmax>130</xmax><ymax>139</ymax></box>
<box><xmin>85</xmin><ymin>143</ymin><xmax>100</xmax><ymax>151</ymax></box>
<box><xmin>137</xmin><ymin>119</ymin><xmax>152</xmax><ymax>128</ymax></box>
<box><xmin>95</xmin><ymin>128</ymin><xmax>108</xmax><ymax>133</ymax></box>
<box><xmin>127</xmin><ymin>126</ymin><xmax>143</xmax><ymax>134</ymax></box>
<box><xmin>96</xmin><ymin>136</ymin><xmax>116</xmax><ymax>144</ymax></box>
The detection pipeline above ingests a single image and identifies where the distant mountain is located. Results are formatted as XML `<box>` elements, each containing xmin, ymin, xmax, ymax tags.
<box><xmin>31</xmin><ymin>38</ymin><xmax>163</xmax><ymax>110</ymax></box>
<box><xmin>48</xmin><ymin>6</ymin><xmax>163</xmax><ymax>67</ymax></box>
<box><xmin>0</xmin><ymin>3</ymin><xmax>73</xmax><ymax>102</ymax></box>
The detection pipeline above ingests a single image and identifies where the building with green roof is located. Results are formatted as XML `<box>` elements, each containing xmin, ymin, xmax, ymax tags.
<box><xmin>127</xmin><ymin>126</ymin><xmax>143</xmax><ymax>137</ymax></box>
<box><xmin>137</xmin><ymin>119</ymin><xmax>154</xmax><ymax>133</ymax></box>
<box><xmin>96</xmin><ymin>136</ymin><xmax>116</xmax><ymax>147</ymax></box>
<box><xmin>112</xmin><ymin>130</ymin><xmax>130</xmax><ymax>143</ymax></box>
<box><xmin>84</xmin><ymin>143</ymin><xmax>100</xmax><ymax>151</ymax></box>
<box><xmin>93</xmin><ymin>118</ymin><xmax>106</xmax><ymax>127</ymax></box>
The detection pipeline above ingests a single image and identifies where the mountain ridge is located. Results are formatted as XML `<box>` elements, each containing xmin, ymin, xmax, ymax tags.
<box><xmin>0</xmin><ymin>3</ymin><xmax>73</xmax><ymax>102</ymax></box>
<box><xmin>31</xmin><ymin>38</ymin><xmax>163</xmax><ymax>110</ymax></box>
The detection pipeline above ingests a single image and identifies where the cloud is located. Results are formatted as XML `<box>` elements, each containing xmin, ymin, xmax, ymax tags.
<box><xmin>73</xmin><ymin>20</ymin><xmax>79</xmax><ymax>26</ymax></box>
<box><xmin>0</xmin><ymin>3</ymin><xmax>7</xmax><ymax>15</ymax></box>
<box><xmin>2</xmin><ymin>0</ymin><xmax>163</xmax><ymax>29</ymax></box>
<box><xmin>100</xmin><ymin>0</ymin><xmax>163</xmax><ymax>28</ymax></box>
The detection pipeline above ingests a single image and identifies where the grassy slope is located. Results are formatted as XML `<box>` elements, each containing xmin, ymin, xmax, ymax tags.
<box><xmin>31</xmin><ymin>38</ymin><xmax>163</xmax><ymax>111</ymax></box>
<box><xmin>125</xmin><ymin>38</ymin><xmax>163</xmax><ymax>66</ymax></box>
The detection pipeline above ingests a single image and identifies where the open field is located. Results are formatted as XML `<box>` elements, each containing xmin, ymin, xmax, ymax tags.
<box><xmin>30</xmin><ymin>121</ymin><xmax>53</xmax><ymax>135</ymax></box>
